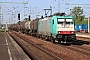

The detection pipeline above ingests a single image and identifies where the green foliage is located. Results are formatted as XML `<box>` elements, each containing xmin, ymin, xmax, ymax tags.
<box><xmin>70</xmin><ymin>6</ymin><xmax>83</xmax><ymax>17</ymax></box>
<box><xmin>75</xmin><ymin>20</ymin><xmax>88</xmax><ymax>24</ymax></box>
<box><xmin>23</xmin><ymin>18</ymin><xmax>29</xmax><ymax>22</ymax></box>
<box><xmin>0</xmin><ymin>28</ymin><xmax>5</xmax><ymax>32</ymax></box>
<box><xmin>70</xmin><ymin>6</ymin><xmax>88</xmax><ymax>24</ymax></box>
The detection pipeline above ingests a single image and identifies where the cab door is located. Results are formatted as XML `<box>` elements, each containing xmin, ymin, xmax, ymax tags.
<box><xmin>50</xmin><ymin>19</ymin><xmax>57</xmax><ymax>38</ymax></box>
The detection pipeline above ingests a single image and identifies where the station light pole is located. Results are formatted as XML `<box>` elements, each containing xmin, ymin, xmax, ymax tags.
<box><xmin>58</xmin><ymin>0</ymin><xmax>60</xmax><ymax>13</ymax></box>
<box><xmin>0</xmin><ymin>2</ymin><xmax>28</xmax><ymax>17</ymax></box>
<box><xmin>6</xmin><ymin>22</ymin><xmax>8</xmax><ymax>31</ymax></box>
<box><xmin>0</xmin><ymin>7</ymin><xmax>1</xmax><ymax>28</ymax></box>
<box><xmin>36</xmin><ymin>12</ymin><xmax>40</xmax><ymax>18</ymax></box>
<box><xmin>2</xmin><ymin>12</ymin><xmax>3</xmax><ymax>27</ymax></box>
<box><xmin>88</xmin><ymin>15</ymin><xmax>90</xmax><ymax>33</ymax></box>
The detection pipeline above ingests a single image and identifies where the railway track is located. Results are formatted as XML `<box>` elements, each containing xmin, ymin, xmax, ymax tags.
<box><xmin>9</xmin><ymin>32</ymin><xmax>62</xmax><ymax>60</ymax></box>
<box><xmin>9</xmin><ymin>31</ymin><xmax>90</xmax><ymax>60</ymax></box>
<box><xmin>59</xmin><ymin>37</ymin><xmax>90</xmax><ymax>56</ymax></box>
<box><xmin>63</xmin><ymin>45</ymin><xmax>90</xmax><ymax>56</ymax></box>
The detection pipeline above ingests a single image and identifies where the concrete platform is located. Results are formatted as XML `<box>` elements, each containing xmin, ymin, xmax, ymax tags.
<box><xmin>76</xmin><ymin>33</ymin><xmax>90</xmax><ymax>38</ymax></box>
<box><xmin>0</xmin><ymin>32</ymin><xmax>30</xmax><ymax>60</ymax></box>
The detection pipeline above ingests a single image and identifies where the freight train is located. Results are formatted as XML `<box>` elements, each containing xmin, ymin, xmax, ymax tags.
<box><xmin>9</xmin><ymin>14</ymin><xmax>76</xmax><ymax>43</ymax></box>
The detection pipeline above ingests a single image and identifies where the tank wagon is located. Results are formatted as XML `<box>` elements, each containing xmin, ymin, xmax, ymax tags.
<box><xmin>38</xmin><ymin>16</ymin><xmax>76</xmax><ymax>43</ymax></box>
<box><xmin>20</xmin><ymin>21</ymin><xmax>26</xmax><ymax>33</ymax></box>
<box><xmin>8</xmin><ymin>24</ymin><xmax>19</xmax><ymax>32</ymax></box>
<box><xmin>24</xmin><ymin>18</ymin><xmax>39</xmax><ymax>36</ymax></box>
<box><xmin>30</xmin><ymin>18</ymin><xmax>39</xmax><ymax>36</ymax></box>
<box><xmin>25</xmin><ymin>21</ymin><xmax>31</xmax><ymax>34</ymax></box>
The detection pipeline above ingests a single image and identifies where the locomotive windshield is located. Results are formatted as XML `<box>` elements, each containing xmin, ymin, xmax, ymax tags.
<box><xmin>66</xmin><ymin>19</ymin><xmax>73</xmax><ymax>24</ymax></box>
<box><xmin>58</xmin><ymin>19</ymin><xmax>73</xmax><ymax>24</ymax></box>
<box><xmin>58</xmin><ymin>19</ymin><xmax>64</xmax><ymax>24</ymax></box>
<box><xmin>66</xmin><ymin>22</ymin><xmax>73</xmax><ymax>24</ymax></box>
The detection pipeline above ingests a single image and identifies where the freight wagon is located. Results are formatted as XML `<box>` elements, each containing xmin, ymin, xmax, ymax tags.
<box><xmin>75</xmin><ymin>24</ymin><xmax>88</xmax><ymax>33</ymax></box>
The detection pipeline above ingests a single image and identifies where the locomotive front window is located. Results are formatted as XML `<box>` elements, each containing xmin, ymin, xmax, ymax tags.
<box><xmin>70</xmin><ymin>22</ymin><xmax>73</xmax><ymax>24</ymax></box>
<box><xmin>58</xmin><ymin>22</ymin><xmax>63</xmax><ymax>24</ymax></box>
<box><xmin>58</xmin><ymin>19</ymin><xmax>64</xmax><ymax>24</ymax></box>
<box><xmin>58</xmin><ymin>19</ymin><xmax>73</xmax><ymax>24</ymax></box>
<box><xmin>66</xmin><ymin>22</ymin><xmax>73</xmax><ymax>24</ymax></box>
<box><xmin>66</xmin><ymin>19</ymin><xmax>73</xmax><ymax>24</ymax></box>
<box><xmin>66</xmin><ymin>22</ymin><xmax>70</xmax><ymax>24</ymax></box>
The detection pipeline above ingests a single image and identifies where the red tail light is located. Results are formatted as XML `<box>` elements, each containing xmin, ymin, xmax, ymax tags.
<box><xmin>58</xmin><ymin>31</ymin><xmax>75</xmax><ymax>34</ymax></box>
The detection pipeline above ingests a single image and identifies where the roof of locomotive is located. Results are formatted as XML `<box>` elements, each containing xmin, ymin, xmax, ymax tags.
<box><xmin>52</xmin><ymin>15</ymin><xmax>74</xmax><ymax>18</ymax></box>
<box><xmin>39</xmin><ymin>15</ymin><xmax>74</xmax><ymax>21</ymax></box>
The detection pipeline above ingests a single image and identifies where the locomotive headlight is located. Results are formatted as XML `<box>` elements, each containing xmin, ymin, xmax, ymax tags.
<box><xmin>59</xmin><ymin>31</ymin><xmax>61</xmax><ymax>33</ymax></box>
<box><xmin>58</xmin><ymin>31</ymin><xmax>61</xmax><ymax>34</ymax></box>
<box><xmin>71</xmin><ymin>32</ymin><xmax>73</xmax><ymax>33</ymax></box>
<box><xmin>70</xmin><ymin>31</ymin><xmax>75</xmax><ymax>34</ymax></box>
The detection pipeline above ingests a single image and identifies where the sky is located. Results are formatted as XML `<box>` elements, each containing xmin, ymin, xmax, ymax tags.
<box><xmin>0</xmin><ymin>0</ymin><xmax>90</xmax><ymax>24</ymax></box>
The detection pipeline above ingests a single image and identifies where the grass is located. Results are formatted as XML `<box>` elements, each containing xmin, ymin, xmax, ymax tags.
<box><xmin>0</xmin><ymin>28</ymin><xmax>5</xmax><ymax>32</ymax></box>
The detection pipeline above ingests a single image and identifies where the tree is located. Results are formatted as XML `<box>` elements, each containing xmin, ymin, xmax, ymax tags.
<box><xmin>23</xmin><ymin>18</ymin><xmax>29</xmax><ymax>21</ymax></box>
<box><xmin>70</xmin><ymin>6</ymin><xmax>83</xmax><ymax>17</ymax></box>
<box><xmin>70</xmin><ymin>6</ymin><xmax>86</xmax><ymax>24</ymax></box>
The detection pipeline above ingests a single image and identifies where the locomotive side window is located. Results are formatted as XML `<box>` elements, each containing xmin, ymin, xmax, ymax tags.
<box><xmin>52</xmin><ymin>19</ymin><xmax>54</xmax><ymax>24</ymax></box>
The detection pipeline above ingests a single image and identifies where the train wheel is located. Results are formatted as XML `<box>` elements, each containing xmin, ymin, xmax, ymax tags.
<box><xmin>40</xmin><ymin>35</ymin><xmax>42</xmax><ymax>39</ymax></box>
<box><xmin>50</xmin><ymin>37</ymin><xmax>55</xmax><ymax>43</ymax></box>
<box><xmin>58</xmin><ymin>39</ymin><xmax>61</xmax><ymax>44</ymax></box>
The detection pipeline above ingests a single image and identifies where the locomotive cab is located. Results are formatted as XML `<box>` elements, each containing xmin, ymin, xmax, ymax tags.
<box><xmin>50</xmin><ymin>16</ymin><xmax>76</xmax><ymax>43</ymax></box>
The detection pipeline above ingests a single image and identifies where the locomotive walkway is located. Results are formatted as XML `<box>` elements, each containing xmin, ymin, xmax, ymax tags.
<box><xmin>0</xmin><ymin>32</ymin><xmax>30</xmax><ymax>60</ymax></box>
